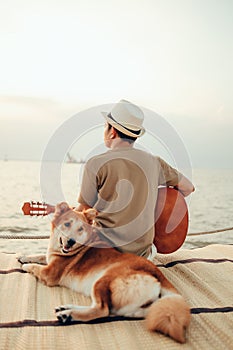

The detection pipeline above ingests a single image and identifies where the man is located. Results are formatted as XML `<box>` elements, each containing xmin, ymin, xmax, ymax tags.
<box><xmin>76</xmin><ymin>100</ymin><xmax>194</xmax><ymax>259</ymax></box>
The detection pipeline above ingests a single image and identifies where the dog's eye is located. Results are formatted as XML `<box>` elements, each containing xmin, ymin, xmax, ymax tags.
<box><xmin>78</xmin><ymin>226</ymin><xmax>83</xmax><ymax>232</ymax></box>
<box><xmin>64</xmin><ymin>222</ymin><xmax>71</xmax><ymax>227</ymax></box>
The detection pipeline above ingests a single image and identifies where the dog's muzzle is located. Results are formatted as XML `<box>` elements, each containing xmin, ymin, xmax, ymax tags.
<box><xmin>61</xmin><ymin>237</ymin><xmax>76</xmax><ymax>254</ymax></box>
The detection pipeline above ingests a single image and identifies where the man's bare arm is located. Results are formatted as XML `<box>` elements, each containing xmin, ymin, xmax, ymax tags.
<box><xmin>74</xmin><ymin>203</ymin><xmax>92</xmax><ymax>212</ymax></box>
<box><xmin>175</xmin><ymin>176</ymin><xmax>195</xmax><ymax>197</ymax></box>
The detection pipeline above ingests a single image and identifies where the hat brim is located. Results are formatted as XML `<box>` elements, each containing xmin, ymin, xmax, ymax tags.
<box><xmin>101</xmin><ymin>111</ymin><xmax>145</xmax><ymax>138</ymax></box>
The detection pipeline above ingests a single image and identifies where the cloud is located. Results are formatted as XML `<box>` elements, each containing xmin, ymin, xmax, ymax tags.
<box><xmin>0</xmin><ymin>95</ymin><xmax>68</xmax><ymax>122</ymax></box>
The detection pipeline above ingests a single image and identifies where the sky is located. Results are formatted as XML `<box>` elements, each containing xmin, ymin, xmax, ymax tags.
<box><xmin>0</xmin><ymin>0</ymin><xmax>233</xmax><ymax>168</ymax></box>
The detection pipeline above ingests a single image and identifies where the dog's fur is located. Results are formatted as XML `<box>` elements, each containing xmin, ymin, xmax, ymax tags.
<box><xmin>18</xmin><ymin>202</ymin><xmax>190</xmax><ymax>343</ymax></box>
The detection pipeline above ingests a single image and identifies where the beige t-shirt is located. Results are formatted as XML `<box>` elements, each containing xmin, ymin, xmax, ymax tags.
<box><xmin>78</xmin><ymin>147</ymin><xmax>181</xmax><ymax>257</ymax></box>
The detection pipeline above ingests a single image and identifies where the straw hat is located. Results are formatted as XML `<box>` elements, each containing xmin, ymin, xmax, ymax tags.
<box><xmin>101</xmin><ymin>99</ymin><xmax>145</xmax><ymax>138</ymax></box>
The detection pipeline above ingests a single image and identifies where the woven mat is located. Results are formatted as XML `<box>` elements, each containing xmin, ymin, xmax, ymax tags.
<box><xmin>0</xmin><ymin>244</ymin><xmax>233</xmax><ymax>350</ymax></box>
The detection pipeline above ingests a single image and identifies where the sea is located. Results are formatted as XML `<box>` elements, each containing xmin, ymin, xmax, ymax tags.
<box><xmin>0</xmin><ymin>160</ymin><xmax>233</xmax><ymax>253</ymax></box>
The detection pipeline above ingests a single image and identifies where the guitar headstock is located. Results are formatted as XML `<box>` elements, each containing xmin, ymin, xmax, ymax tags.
<box><xmin>22</xmin><ymin>201</ymin><xmax>48</xmax><ymax>216</ymax></box>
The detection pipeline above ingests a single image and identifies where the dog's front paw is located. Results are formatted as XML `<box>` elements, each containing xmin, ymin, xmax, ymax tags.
<box><xmin>55</xmin><ymin>307</ymin><xmax>73</xmax><ymax>324</ymax></box>
<box><xmin>21</xmin><ymin>263</ymin><xmax>33</xmax><ymax>273</ymax></box>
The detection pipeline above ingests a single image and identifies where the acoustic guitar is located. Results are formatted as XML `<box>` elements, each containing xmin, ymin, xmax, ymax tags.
<box><xmin>154</xmin><ymin>187</ymin><xmax>188</xmax><ymax>254</ymax></box>
<box><xmin>22</xmin><ymin>187</ymin><xmax>188</xmax><ymax>254</ymax></box>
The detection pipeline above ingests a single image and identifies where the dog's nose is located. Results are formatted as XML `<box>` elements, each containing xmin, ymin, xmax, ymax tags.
<box><xmin>67</xmin><ymin>238</ymin><xmax>76</xmax><ymax>247</ymax></box>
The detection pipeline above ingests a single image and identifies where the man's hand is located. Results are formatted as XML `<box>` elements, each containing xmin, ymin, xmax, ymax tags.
<box><xmin>46</xmin><ymin>204</ymin><xmax>55</xmax><ymax>214</ymax></box>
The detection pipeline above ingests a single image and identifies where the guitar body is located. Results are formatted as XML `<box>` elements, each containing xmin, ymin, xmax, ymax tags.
<box><xmin>154</xmin><ymin>187</ymin><xmax>188</xmax><ymax>254</ymax></box>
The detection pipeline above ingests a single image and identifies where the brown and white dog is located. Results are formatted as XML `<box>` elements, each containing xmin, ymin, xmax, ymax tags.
<box><xmin>18</xmin><ymin>202</ymin><xmax>190</xmax><ymax>343</ymax></box>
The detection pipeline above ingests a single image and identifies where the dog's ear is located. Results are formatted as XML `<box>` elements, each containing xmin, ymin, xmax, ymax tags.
<box><xmin>54</xmin><ymin>202</ymin><xmax>70</xmax><ymax>216</ymax></box>
<box><xmin>82</xmin><ymin>208</ymin><xmax>98</xmax><ymax>224</ymax></box>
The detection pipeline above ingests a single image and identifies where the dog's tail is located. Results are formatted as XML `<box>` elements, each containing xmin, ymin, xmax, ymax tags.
<box><xmin>145</xmin><ymin>293</ymin><xmax>190</xmax><ymax>343</ymax></box>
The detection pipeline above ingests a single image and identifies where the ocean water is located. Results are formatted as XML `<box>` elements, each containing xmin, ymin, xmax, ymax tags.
<box><xmin>0</xmin><ymin>160</ymin><xmax>233</xmax><ymax>252</ymax></box>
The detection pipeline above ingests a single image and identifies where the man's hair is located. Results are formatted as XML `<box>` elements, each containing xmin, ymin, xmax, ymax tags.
<box><xmin>107</xmin><ymin>123</ymin><xmax>137</xmax><ymax>144</ymax></box>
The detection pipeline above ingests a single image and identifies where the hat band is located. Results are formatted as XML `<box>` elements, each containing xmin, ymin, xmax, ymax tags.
<box><xmin>107</xmin><ymin>113</ymin><xmax>141</xmax><ymax>136</ymax></box>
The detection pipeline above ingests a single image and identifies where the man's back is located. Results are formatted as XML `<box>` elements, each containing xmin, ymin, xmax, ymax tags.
<box><xmin>78</xmin><ymin>147</ymin><xmax>180</xmax><ymax>257</ymax></box>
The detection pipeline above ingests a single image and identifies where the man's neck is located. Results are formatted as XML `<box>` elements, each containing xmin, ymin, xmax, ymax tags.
<box><xmin>110</xmin><ymin>138</ymin><xmax>134</xmax><ymax>149</ymax></box>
